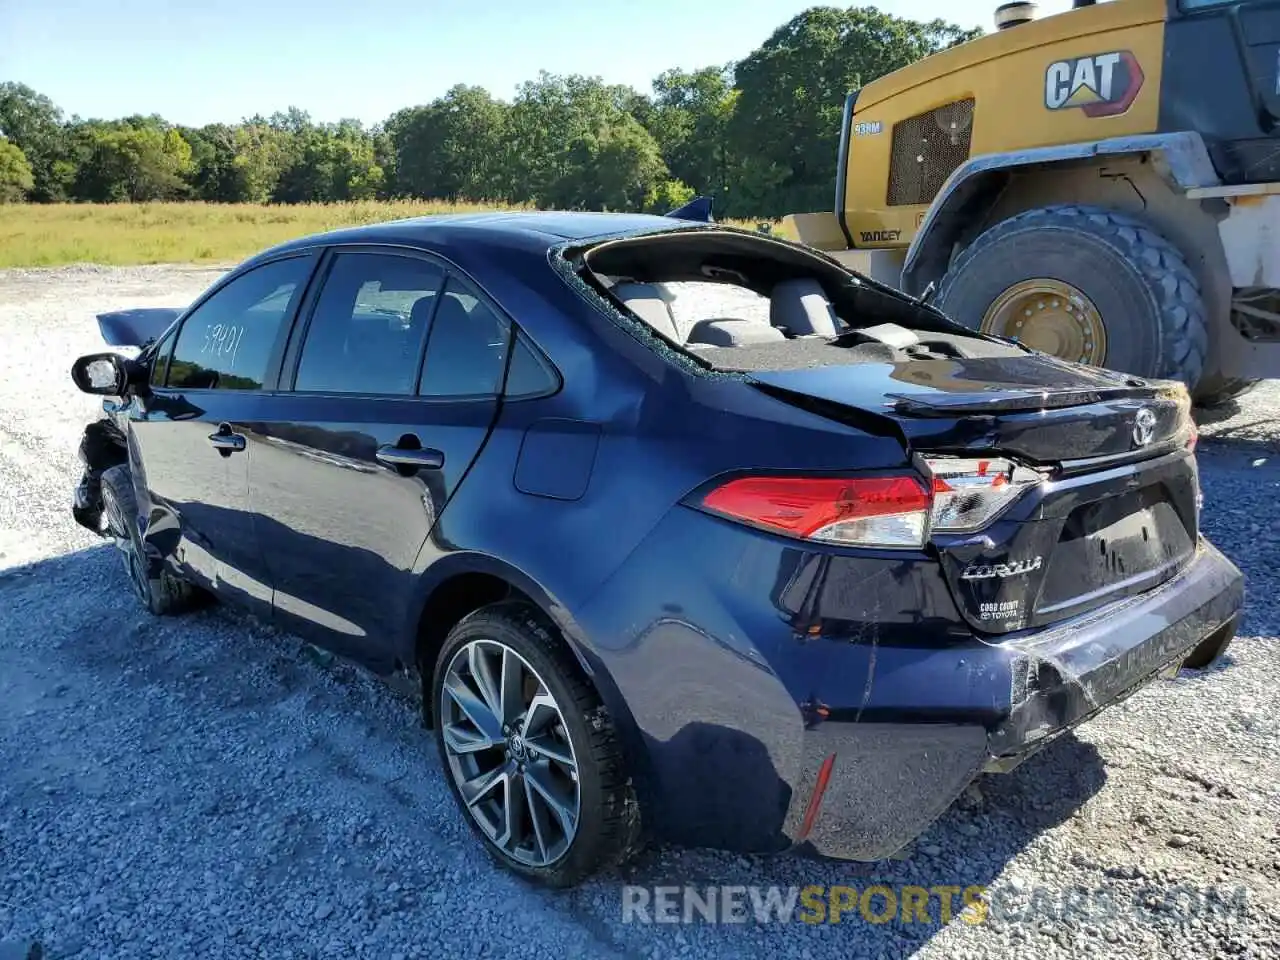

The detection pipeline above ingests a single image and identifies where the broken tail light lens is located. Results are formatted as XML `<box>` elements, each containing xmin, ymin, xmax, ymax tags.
<box><xmin>916</xmin><ymin>456</ymin><xmax>1043</xmax><ymax>533</ymax></box>
<box><xmin>700</xmin><ymin>475</ymin><xmax>931</xmax><ymax>547</ymax></box>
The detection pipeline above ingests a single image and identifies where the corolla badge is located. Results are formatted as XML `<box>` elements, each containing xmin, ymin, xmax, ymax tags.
<box><xmin>960</xmin><ymin>556</ymin><xmax>1044</xmax><ymax>580</ymax></box>
<box><xmin>1133</xmin><ymin>406</ymin><xmax>1157</xmax><ymax>447</ymax></box>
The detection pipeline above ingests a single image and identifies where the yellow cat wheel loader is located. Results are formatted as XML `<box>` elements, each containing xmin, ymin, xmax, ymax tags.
<box><xmin>786</xmin><ymin>0</ymin><xmax>1280</xmax><ymax>405</ymax></box>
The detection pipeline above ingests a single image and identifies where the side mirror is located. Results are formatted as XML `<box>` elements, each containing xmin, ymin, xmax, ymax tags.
<box><xmin>71</xmin><ymin>352</ymin><xmax>136</xmax><ymax>396</ymax></box>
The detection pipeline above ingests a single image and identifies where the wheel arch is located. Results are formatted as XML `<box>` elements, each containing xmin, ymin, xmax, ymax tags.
<box><xmin>404</xmin><ymin>553</ymin><xmax>635</xmax><ymax>736</ymax></box>
<box><xmin>901</xmin><ymin>132</ymin><xmax>1222</xmax><ymax>297</ymax></box>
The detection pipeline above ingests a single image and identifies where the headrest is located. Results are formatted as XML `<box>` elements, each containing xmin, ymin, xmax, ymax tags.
<box><xmin>770</xmin><ymin>278</ymin><xmax>838</xmax><ymax>338</ymax></box>
<box><xmin>685</xmin><ymin>318</ymin><xmax>787</xmax><ymax>347</ymax></box>
<box><xmin>611</xmin><ymin>282</ymin><xmax>680</xmax><ymax>341</ymax></box>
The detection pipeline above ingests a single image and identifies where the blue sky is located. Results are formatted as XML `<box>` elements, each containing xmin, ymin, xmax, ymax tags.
<box><xmin>0</xmin><ymin>0</ymin><xmax>1071</xmax><ymax>127</ymax></box>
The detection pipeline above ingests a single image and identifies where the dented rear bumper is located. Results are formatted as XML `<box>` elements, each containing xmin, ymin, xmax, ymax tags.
<box><xmin>778</xmin><ymin>539</ymin><xmax>1243</xmax><ymax>861</ymax></box>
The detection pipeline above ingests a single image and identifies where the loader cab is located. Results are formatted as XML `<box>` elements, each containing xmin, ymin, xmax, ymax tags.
<box><xmin>1163</xmin><ymin>0</ymin><xmax>1280</xmax><ymax>183</ymax></box>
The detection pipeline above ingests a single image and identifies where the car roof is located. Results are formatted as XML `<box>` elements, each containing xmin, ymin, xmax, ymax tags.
<box><xmin>243</xmin><ymin>211</ymin><xmax>695</xmax><ymax>268</ymax></box>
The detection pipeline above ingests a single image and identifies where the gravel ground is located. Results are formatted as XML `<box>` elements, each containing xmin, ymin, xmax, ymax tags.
<box><xmin>1</xmin><ymin>264</ymin><xmax>1278</xmax><ymax>960</ymax></box>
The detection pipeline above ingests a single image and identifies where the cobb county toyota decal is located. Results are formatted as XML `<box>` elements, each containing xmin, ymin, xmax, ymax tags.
<box><xmin>1044</xmin><ymin>51</ymin><xmax>1144</xmax><ymax>117</ymax></box>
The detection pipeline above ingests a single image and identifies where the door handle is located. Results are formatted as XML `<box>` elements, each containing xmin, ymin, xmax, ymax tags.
<box><xmin>376</xmin><ymin>445</ymin><xmax>445</xmax><ymax>471</ymax></box>
<box><xmin>208</xmin><ymin>424</ymin><xmax>246</xmax><ymax>454</ymax></box>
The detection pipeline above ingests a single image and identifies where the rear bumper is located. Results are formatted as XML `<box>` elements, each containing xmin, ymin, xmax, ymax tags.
<box><xmin>779</xmin><ymin>539</ymin><xmax>1244</xmax><ymax>860</ymax></box>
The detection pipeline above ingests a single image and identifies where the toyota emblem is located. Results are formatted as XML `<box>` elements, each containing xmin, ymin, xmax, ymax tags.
<box><xmin>1133</xmin><ymin>407</ymin><xmax>1157</xmax><ymax>447</ymax></box>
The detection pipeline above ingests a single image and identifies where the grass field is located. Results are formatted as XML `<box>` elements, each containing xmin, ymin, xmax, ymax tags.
<box><xmin>0</xmin><ymin>201</ymin><xmax>788</xmax><ymax>268</ymax></box>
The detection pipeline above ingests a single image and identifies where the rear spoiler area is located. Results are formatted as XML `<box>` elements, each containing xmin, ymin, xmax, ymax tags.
<box><xmin>95</xmin><ymin>307</ymin><xmax>184</xmax><ymax>348</ymax></box>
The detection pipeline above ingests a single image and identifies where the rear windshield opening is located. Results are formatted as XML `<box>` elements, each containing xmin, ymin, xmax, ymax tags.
<box><xmin>573</xmin><ymin>229</ymin><xmax>1026</xmax><ymax>372</ymax></box>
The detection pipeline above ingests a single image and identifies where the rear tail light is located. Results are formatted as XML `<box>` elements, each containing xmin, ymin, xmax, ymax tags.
<box><xmin>915</xmin><ymin>456</ymin><xmax>1044</xmax><ymax>533</ymax></box>
<box><xmin>700</xmin><ymin>475</ymin><xmax>930</xmax><ymax>547</ymax></box>
<box><xmin>699</xmin><ymin>459</ymin><xmax>1043</xmax><ymax>548</ymax></box>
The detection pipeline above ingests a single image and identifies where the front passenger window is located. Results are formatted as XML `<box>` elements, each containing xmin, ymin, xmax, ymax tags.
<box><xmin>167</xmin><ymin>257</ymin><xmax>311</xmax><ymax>390</ymax></box>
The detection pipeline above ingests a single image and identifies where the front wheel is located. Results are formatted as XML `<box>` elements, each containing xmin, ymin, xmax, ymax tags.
<box><xmin>935</xmin><ymin>204</ymin><xmax>1209</xmax><ymax>391</ymax></box>
<box><xmin>100</xmin><ymin>465</ymin><xmax>205</xmax><ymax>616</ymax></box>
<box><xmin>432</xmin><ymin>603</ymin><xmax>639</xmax><ymax>887</ymax></box>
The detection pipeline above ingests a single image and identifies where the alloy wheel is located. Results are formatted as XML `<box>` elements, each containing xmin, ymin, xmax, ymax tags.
<box><xmin>439</xmin><ymin>638</ymin><xmax>581</xmax><ymax>867</ymax></box>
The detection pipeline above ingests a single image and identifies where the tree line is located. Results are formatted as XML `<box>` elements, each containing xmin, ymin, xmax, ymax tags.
<box><xmin>0</xmin><ymin>7</ymin><xmax>980</xmax><ymax>218</ymax></box>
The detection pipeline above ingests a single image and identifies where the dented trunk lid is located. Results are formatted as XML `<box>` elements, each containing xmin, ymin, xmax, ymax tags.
<box><xmin>746</xmin><ymin>354</ymin><xmax>1191</xmax><ymax>461</ymax></box>
<box><xmin>747</xmin><ymin>355</ymin><xmax>1201</xmax><ymax>633</ymax></box>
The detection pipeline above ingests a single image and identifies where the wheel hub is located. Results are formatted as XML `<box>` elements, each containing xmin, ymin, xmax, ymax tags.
<box><xmin>505</xmin><ymin>730</ymin><xmax>529</xmax><ymax>762</ymax></box>
<box><xmin>980</xmin><ymin>278</ymin><xmax>1107</xmax><ymax>366</ymax></box>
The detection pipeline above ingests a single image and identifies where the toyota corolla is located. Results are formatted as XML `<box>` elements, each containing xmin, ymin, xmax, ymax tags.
<box><xmin>69</xmin><ymin>209</ymin><xmax>1244</xmax><ymax>887</ymax></box>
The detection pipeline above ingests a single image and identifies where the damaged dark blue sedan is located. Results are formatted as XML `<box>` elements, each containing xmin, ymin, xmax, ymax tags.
<box><xmin>70</xmin><ymin>210</ymin><xmax>1244</xmax><ymax>887</ymax></box>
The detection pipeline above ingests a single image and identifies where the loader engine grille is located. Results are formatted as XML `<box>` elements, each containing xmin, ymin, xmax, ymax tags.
<box><xmin>887</xmin><ymin>99</ymin><xmax>975</xmax><ymax>207</ymax></box>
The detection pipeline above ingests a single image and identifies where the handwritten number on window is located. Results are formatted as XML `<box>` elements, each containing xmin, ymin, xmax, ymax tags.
<box><xmin>199</xmin><ymin>323</ymin><xmax>245</xmax><ymax>367</ymax></box>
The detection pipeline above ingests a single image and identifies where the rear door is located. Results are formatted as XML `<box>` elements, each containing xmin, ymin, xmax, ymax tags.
<box><xmin>246</xmin><ymin>247</ymin><xmax>510</xmax><ymax>663</ymax></box>
<box><xmin>129</xmin><ymin>254</ymin><xmax>315</xmax><ymax>613</ymax></box>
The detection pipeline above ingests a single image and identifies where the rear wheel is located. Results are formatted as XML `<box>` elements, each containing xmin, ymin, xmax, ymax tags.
<box><xmin>935</xmin><ymin>204</ymin><xmax>1209</xmax><ymax>391</ymax></box>
<box><xmin>432</xmin><ymin>602</ymin><xmax>639</xmax><ymax>887</ymax></box>
<box><xmin>1181</xmin><ymin>620</ymin><xmax>1237</xmax><ymax>670</ymax></box>
<box><xmin>100</xmin><ymin>465</ymin><xmax>204</xmax><ymax>616</ymax></box>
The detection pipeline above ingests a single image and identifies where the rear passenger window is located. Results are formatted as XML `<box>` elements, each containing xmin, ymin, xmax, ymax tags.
<box><xmin>295</xmin><ymin>253</ymin><xmax>445</xmax><ymax>395</ymax></box>
<box><xmin>167</xmin><ymin>257</ymin><xmax>310</xmax><ymax>390</ymax></box>
<box><xmin>418</xmin><ymin>281</ymin><xmax>510</xmax><ymax>397</ymax></box>
<box><xmin>505</xmin><ymin>335</ymin><xmax>558</xmax><ymax>399</ymax></box>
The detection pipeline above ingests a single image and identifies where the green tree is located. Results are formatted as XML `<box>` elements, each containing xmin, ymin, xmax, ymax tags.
<box><xmin>647</xmin><ymin>66</ymin><xmax>739</xmax><ymax>211</ymax></box>
<box><xmin>0</xmin><ymin>138</ymin><xmax>35</xmax><ymax>202</ymax></box>
<box><xmin>643</xmin><ymin>177</ymin><xmax>695</xmax><ymax>214</ymax></box>
<box><xmin>508</xmin><ymin>73</ymin><xmax>667</xmax><ymax>208</ymax></box>
<box><xmin>274</xmin><ymin>121</ymin><xmax>383</xmax><ymax>202</ymax></box>
<box><xmin>228</xmin><ymin>123</ymin><xmax>292</xmax><ymax>202</ymax></box>
<box><xmin>730</xmin><ymin>5</ymin><xmax>981</xmax><ymax>216</ymax></box>
<box><xmin>548</xmin><ymin>113</ymin><xmax>669</xmax><ymax>210</ymax></box>
<box><xmin>0</xmin><ymin>82</ymin><xmax>74</xmax><ymax>201</ymax></box>
<box><xmin>387</xmin><ymin>85</ymin><xmax>509</xmax><ymax>201</ymax></box>
<box><xmin>72</xmin><ymin>121</ymin><xmax>194</xmax><ymax>202</ymax></box>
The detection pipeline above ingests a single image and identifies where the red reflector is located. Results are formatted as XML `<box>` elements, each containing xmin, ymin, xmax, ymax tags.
<box><xmin>796</xmin><ymin>753</ymin><xmax>837</xmax><ymax>842</ymax></box>
<box><xmin>701</xmin><ymin>475</ymin><xmax>929</xmax><ymax>538</ymax></box>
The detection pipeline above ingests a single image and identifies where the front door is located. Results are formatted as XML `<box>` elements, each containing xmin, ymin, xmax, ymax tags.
<box><xmin>129</xmin><ymin>255</ymin><xmax>315</xmax><ymax>614</ymax></box>
<box><xmin>246</xmin><ymin>249</ymin><xmax>510</xmax><ymax>665</ymax></box>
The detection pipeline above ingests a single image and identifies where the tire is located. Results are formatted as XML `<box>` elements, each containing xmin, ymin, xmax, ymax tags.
<box><xmin>1181</xmin><ymin>621</ymin><xmax>1237</xmax><ymax>670</ymax></box>
<box><xmin>100</xmin><ymin>465</ymin><xmax>205</xmax><ymax>616</ymax></box>
<box><xmin>431</xmin><ymin>602</ymin><xmax>639</xmax><ymax>887</ymax></box>
<box><xmin>1192</xmin><ymin>377</ymin><xmax>1260</xmax><ymax>411</ymax></box>
<box><xmin>935</xmin><ymin>204</ymin><xmax>1209</xmax><ymax>390</ymax></box>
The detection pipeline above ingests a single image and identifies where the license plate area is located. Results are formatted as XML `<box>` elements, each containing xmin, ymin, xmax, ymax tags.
<box><xmin>1034</xmin><ymin>485</ymin><xmax>1194</xmax><ymax>618</ymax></box>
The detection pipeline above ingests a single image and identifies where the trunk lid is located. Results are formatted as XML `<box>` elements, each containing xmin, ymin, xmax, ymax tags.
<box><xmin>747</xmin><ymin>354</ymin><xmax>1189</xmax><ymax>462</ymax></box>
<box><xmin>746</xmin><ymin>355</ymin><xmax>1201</xmax><ymax>634</ymax></box>
<box><xmin>96</xmin><ymin>307</ymin><xmax>184</xmax><ymax>348</ymax></box>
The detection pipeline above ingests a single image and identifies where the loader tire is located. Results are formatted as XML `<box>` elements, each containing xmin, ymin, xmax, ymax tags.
<box><xmin>935</xmin><ymin>204</ymin><xmax>1209</xmax><ymax>391</ymax></box>
<box><xmin>1192</xmin><ymin>377</ymin><xmax>1259</xmax><ymax>411</ymax></box>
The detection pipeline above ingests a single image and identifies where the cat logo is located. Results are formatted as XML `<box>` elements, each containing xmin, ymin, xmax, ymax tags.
<box><xmin>1044</xmin><ymin>51</ymin><xmax>1144</xmax><ymax>117</ymax></box>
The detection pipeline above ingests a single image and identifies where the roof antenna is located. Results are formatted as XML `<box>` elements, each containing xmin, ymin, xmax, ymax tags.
<box><xmin>665</xmin><ymin>196</ymin><xmax>715</xmax><ymax>223</ymax></box>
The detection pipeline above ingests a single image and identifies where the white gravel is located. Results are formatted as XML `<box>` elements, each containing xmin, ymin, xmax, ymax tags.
<box><xmin>1</xmin><ymin>264</ymin><xmax>1279</xmax><ymax>959</ymax></box>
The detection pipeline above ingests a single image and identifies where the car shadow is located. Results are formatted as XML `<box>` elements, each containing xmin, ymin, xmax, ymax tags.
<box><xmin>1196</xmin><ymin>413</ymin><xmax>1280</xmax><ymax>458</ymax></box>
<box><xmin>550</xmin><ymin>727</ymin><xmax>1107</xmax><ymax>954</ymax></box>
<box><xmin>3</xmin><ymin>541</ymin><xmax>1110</xmax><ymax>957</ymax></box>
